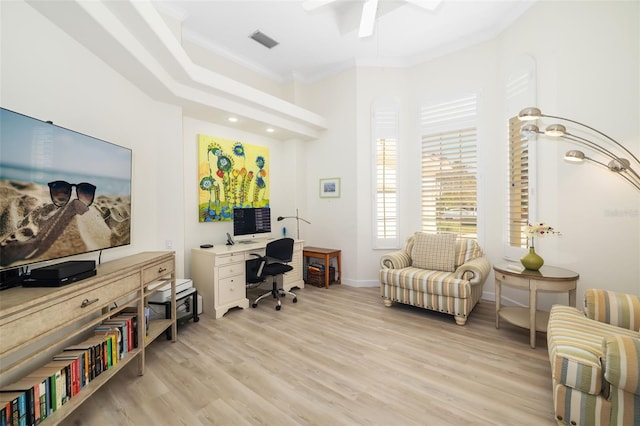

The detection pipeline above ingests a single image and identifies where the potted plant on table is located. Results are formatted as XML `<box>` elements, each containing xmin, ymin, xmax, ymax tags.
<box><xmin>521</xmin><ymin>222</ymin><xmax>560</xmax><ymax>271</ymax></box>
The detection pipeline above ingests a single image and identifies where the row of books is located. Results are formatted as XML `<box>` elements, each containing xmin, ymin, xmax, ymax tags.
<box><xmin>307</xmin><ymin>263</ymin><xmax>326</xmax><ymax>272</ymax></box>
<box><xmin>0</xmin><ymin>308</ymin><xmax>143</xmax><ymax>426</ymax></box>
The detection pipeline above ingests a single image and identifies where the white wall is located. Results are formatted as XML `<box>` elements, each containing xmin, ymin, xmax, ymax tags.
<box><xmin>3</xmin><ymin>0</ymin><xmax>638</xmax><ymax>310</ymax></box>
<box><xmin>1</xmin><ymin>1</ymin><xmax>186</xmax><ymax>275</ymax></box>
<box><xmin>180</xmin><ymin>116</ymin><xmax>302</xmax><ymax>278</ymax></box>
<box><xmin>297</xmin><ymin>0</ymin><xmax>639</xmax><ymax>308</ymax></box>
<box><xmin>296</xmin><ymin>69</ymin><xmax>359</xmax><ymax>284</ymax></box>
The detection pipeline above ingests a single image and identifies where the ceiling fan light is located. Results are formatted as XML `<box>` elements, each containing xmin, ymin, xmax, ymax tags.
<box><xmin>358</xmin><ymin>0</ymin><xmax>378</xmax><ymax>38</ymax></box>
<box><xmin>405</xmin><ymin>0</ymin><xmax>443</xmax><ymax>11</ymax></box>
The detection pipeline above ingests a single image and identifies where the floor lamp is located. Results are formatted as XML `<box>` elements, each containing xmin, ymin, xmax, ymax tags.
<box><xmin>277</xmin><ymin>208</ymin><xmax>311</xmax><ymax>240</ymax></box>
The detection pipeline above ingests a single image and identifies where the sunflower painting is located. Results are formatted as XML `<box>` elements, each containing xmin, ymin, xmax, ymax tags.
<box><xmin>197</xmin><ymin>134</ymin><xmax>269</xmax><ymax>222</ymax></box>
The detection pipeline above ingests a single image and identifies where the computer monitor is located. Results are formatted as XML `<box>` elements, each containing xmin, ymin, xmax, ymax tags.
<box><xmin>232</xmin><ymin>207</ymin><xmax>271</xmax><ymax>242</ymax></box>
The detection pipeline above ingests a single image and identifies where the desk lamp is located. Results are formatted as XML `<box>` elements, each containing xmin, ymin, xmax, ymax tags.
<box><xmin>277</xmin><ymin>208</ymin><xmax>310</xmax><ymax>240</ymax></box>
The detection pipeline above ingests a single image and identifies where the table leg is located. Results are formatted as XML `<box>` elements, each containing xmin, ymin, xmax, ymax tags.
<box><xmin>324</xmin><ymin>254</ymin><xmax>330</xmax><ymax>289</ymax></box>
<box><xmin>569</xmin><ymin>285</ymin><xmax>577</xmax><ymax>307</ymax></box>
<box><xmin>529</xmin><ymin>286</ymin><xmax>537</xmax><ymax>349</ymax></box>
<box><xmin>495</xmin><ymin>278</ymin><xmax>501</xmax><ymax>329</ymax></box>
<box><xmin>336</xmin><ymin>252</ymin><xmax>341</xmax><ymax>284</ymax></box>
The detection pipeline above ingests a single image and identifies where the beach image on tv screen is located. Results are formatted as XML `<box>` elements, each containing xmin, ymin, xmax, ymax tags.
<box><xmin>0</xmin><ymin>108</ymin><xmax>132</xmax><ymax>269</ymax></box>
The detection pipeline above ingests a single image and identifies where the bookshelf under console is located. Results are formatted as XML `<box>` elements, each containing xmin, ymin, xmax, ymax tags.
<box><xmin>0</xmin><ymin>251</ymin><xmax>176</xmax><ymax>425</ymax></box>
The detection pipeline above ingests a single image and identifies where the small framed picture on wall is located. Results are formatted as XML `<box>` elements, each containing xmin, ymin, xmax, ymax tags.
<box><xmin>319</xmin><ymin>177</ymin><xmax>341</xmax><ymax>198</ymax></box>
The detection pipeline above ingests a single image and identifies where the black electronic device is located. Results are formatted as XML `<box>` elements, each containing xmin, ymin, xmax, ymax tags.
<box><xmin>23</xmin><ymin>269</ymin><xmax>97</xmax><ymax>287</ymax></box>
<box><xmin>23</xmin><ymin>260</ymin><xmax>97</xmax><ymax>287</ymax></box>
<box><xmin>200</xmin><ymin>244</ymin><xmax>213</xmax><ymax>248</ymax></box>
<box><xmin>0</xmin><ymin>108</ymin><xmax>132</xmax><ymax>272</ymax></box>
<box><xmin>232</xmin><ymin>207</ymin><xmax>271</xmax><ymax>241</ymax></box>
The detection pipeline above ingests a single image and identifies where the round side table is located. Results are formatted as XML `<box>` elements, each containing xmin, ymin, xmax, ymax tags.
<box><xmin>494</xmin><ymin>263</ymin><xmax>579</xmax><ymax>348</ymax></box>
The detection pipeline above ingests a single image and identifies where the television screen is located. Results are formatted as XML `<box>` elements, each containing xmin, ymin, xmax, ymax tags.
<box><xmin>0</xmin><ymin>108</ymin><xmax>132</xmax><ymax>271</ymax></box>
<box><xmin>233</xmin><ymin>207</ymin><xmax>271</xmax><ymax>238</ymax></box>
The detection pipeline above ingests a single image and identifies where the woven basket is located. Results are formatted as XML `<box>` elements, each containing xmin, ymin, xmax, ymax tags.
<box><xmin>306</xmin><ymin>266</ymin><xmax>336</xmax><ymax>287</ymax></box>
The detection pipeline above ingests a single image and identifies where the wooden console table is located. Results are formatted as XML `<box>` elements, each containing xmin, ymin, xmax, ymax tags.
<box><xmin>494</xmin><ymin>263</ymin><xmax>578</xmax><ymax>348</ymax></box>
<box><xmin>0</xmin><ymin>251</ymin><xmax>177</xmax><ymax>424</ymax></box>
<box><xmin>303</xmin><ymin>247</ymin><xmax>341</xmax><ymax>289</ymax></box>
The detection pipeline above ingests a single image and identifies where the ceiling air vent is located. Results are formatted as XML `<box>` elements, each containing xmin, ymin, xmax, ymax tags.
<box><xmin>249</xmin><ymin>30</ymin><xmax>279</xmax><ymax>49</ymax></box>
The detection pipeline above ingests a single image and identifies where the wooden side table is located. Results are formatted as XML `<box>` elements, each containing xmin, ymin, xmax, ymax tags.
<box><xmin>494</xmin><ymin>263</ymin><xmax>579</xmax><ymax>348</ymax></box>
<box><xmin>303</xmin><ymin>247</ymin><xmax>341</xmax><ymax>289</ymax></box>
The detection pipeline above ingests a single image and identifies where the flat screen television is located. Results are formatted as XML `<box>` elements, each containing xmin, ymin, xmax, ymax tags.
<box><xmin>232</xmin><ymin>207</ymin><xmax>271</xmax><ymax>242</ymax></box>
<box><xmin>0</xmin><ymin>107</ymin><xmax>132</xmax><ymax>278</ymax></box>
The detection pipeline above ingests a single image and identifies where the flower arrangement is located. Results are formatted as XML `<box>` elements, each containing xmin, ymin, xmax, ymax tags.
<box><xmin>525</xmin><ymin>222</ymin><xmax>560</xmax><ymax>248</ymax></box>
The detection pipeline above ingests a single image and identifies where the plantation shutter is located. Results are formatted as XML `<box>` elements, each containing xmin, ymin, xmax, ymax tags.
<box><xmin>420</xmin><ymin>95</ymin><xmax>478</xmax><ymax>238</ymax></box>
<box><xmin>508</xmin><ymin>116</ymin><xmax>529</xmax><ymax>248</ymax></box>
<box><xmin>372</xmin><ymin>100</ymin><xmax>399</xmax><ymax>249</ymax></box>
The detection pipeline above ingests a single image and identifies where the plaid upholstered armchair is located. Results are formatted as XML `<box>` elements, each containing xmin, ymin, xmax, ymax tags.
<box><xmin>379</xmin><ymin>232</ymin><xmax>491</xmax><ymax>325</ymax></box>
<box><xmin>547</xmin><ymin>289</ymin><xmax>640</xmax><ymax>426</ymax></box>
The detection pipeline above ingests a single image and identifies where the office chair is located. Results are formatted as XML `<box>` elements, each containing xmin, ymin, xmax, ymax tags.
<box><xmin>246</xmin><ymin>238</ymin><xmax>297</xmax><ymax>311</ymax></box>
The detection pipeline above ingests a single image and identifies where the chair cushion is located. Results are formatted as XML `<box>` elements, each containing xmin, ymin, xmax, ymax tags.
<box><xmin>454</xmin><ymin>238</ymin><xmax>483</xmax><ymax>267</ymax></box>
<box><xmin>547</xmin><ymin>305</ymin><xmax>639</xmax><ymax>395</ymax></box>
<box><xmin>411</xmin><ymin>232</ymin><xmax>456</xmax><ymax>272</ymax></box>
<box><xmin>379</xmin><ymin>267</ymin><xmax>471</xmax><ymax>298</ymax></box>
<box><xmin>584</xmin><ymin>289</ymin><xmax>640</xmax><ymax>331</ymax></box>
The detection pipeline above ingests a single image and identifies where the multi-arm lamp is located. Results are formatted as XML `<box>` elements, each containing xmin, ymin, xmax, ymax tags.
<box><xmin>518</xmin><ymin>107</ymin><xmax>640</xmax><ymax>191</ymax></box>
<box><xmin>277</xmin><ymin>208</ymin><xmax>310</xmax><ymax>240</ymax></box>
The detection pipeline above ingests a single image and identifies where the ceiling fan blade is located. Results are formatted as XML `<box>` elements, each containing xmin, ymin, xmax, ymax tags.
<box><xmin>404</xmin><ymin>0</ymin><xmax>443</xmax><ymax>11</ymax></box>
<box><xmin>358</xmin><ymin>0</ymin><xmax>378</xmax><ymax>38</ymax></box>
<box><xmin>301</xmin><ymin>0</ymin><xmax>337</xmax><ymax>12</ymax></box>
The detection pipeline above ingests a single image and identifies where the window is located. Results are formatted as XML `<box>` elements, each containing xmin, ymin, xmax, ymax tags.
<box><xmin>508</xmin><ymin>116</ymin><xmax>530</xmax><ymax>248</ymax></box>
<box><xmin>372</xmin><ymin>99</ymin><xmax>399</xmax><ymax>249</ymax></box>
<box><xmin>420</xmin><ymin>95</ymin><xmax>478</xmax><ymax>238</ymax></box>
<box><xmin>504</xmin><ymin>56</ymin><xmax>536</xmax><ymax>258</ymax></box>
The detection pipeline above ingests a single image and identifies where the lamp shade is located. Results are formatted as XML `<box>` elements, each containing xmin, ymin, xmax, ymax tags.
<box><xmin>518</xmin><ymin>107</ymin><xmax>542</xmax><ymax>121</ymax></box>
<box><xmin>545</xmin><ymin>124</ymin><xmax>567</xmax><ymax>137</ymax></box>
<box><xmin>564</xmin><ymin>150</ymin><xmax>585</xmax><ymax>162</ymax></box>
<box><xmin>521</xmin><ymin>123</ymin><xmax>540</xmax><ymax>136</ymax></box>
<box><xmin>608</xmin><ymin>158</ymin><xmax>630</xmax><ymax>172</ymax></box>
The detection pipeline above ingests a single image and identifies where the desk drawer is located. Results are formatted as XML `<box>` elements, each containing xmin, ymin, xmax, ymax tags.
<box><xmin>217</xmin><ymin>276</ymin><xmax>245</xmax><ymax>306</ymax></box>
<box><xmin>216</xmin><ymin>252</ymin><xmax>246</xmax><ymax>266</ymax></box>
<box><xmin>497</xmin><ymin>273</ymin><xmax>529</xmax><ymax>288</ymax></box>
<box><xmin>2</xmin><ymin>274</ymin><xmax>139</xmax><ymax>353</ymax></box>
<box><xmin>218</xmin><ymin>263</ymin><xmax>244</xmax><ymax>279</ymax></box>
<box><xmin>143</xmin><ymin>258</ymin><xmax>174</xmax><ymax>283</ymax></box>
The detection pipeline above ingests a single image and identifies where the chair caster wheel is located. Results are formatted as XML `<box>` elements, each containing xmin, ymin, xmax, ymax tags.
<box><xmin>276</xmin><ymin>305</ymin><xmax>281</xmax><ymax>311</ymax></box>
<box><xmin>252</xmin><ymin>303</ymin><xmax>258</xmax><ymax>308</ymax></box>
<box><xmin>293</xmin><ymin>298</ymin><xmax>298</xmax><ymax>303</ymax></box>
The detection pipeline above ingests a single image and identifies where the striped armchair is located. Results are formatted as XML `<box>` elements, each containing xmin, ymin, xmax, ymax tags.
<box><xmin>547</xmin><ymin>289</ymin><xmax>640</xmax><ymax>426</ymax></box>
<box><xmin>379</xmin><ymin>233</ymin><xmax>491</xmax><ymax>325</ymax></box>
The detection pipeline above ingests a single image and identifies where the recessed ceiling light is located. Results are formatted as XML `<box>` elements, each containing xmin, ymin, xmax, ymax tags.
<box><xmin>266</xmin><ymin>128</ymin><xmax>275</xmax><ymax>133</ymax></box>
<box><xmin>227</xmin><ymin>116</ymin><xmax>238</xmax><ymax>123</ymax></box>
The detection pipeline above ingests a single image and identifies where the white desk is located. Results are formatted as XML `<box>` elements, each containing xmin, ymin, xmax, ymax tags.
<box><xmin>191</xmin><ymin>239</ymin><xmax>304</xmax><ymax>318</ymax></box>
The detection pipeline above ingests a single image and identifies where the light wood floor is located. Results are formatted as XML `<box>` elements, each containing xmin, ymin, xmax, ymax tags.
<box><xmin>62</xmin><ymin>284</ymin><xmax>555</xmax><ymax>425</ymax></box>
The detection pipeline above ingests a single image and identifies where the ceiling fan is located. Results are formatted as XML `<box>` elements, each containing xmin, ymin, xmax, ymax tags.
<box><xmin>302</xmin><ymin>0</ymin><xmax>443</xmax><ymax>38</ymax></box>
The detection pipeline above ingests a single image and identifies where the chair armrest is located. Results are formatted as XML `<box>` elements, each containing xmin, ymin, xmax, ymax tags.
<box><xmin>380</xmin><ymin>250</ymin><xmax>411</xmax><ymax>269</ymax></box>
<box><xmin>603</xmin><ymin>335</ymin><xmax>640</xmax><ymax>395</ymax></box>
<box><xmin>454</xmin><ymin>256</ymin><xmax>491</xmax><ymax>285</ymax></box>
<box><xmin>584</xmin><ymin>289</ymin><xmax>640</xmax><ymax>330</ymax></box>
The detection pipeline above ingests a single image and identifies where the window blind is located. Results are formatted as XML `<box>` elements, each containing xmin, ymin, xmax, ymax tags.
<box><xmin>372</xmin><ymin>101</ymin><xmax>399</xmax><ymax>248</ymax></box>
<box><xmin>508</xmin><ymin>116</ymin><xmax>529</xmax><ymax>248</ymax></box>
<box><xmin>420</xmin><ymin>95</ymin><xmax>477</xmax><ymax>238</ymax></box>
